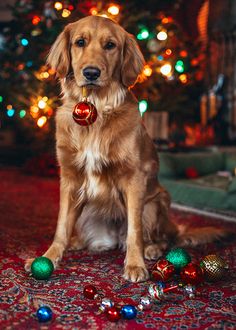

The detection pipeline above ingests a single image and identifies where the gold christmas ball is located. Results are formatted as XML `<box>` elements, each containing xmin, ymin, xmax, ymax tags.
<box><xmin>200</xmin><ymin>254</ymin><xmax>228</xmax><ymax>282</ymax></box>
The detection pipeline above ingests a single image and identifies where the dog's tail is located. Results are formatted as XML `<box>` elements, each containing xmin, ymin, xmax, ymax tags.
<box><xmin>174</xmin><ymin>224</ymin><xmax>230</xmax><ymax>247</ymax></box>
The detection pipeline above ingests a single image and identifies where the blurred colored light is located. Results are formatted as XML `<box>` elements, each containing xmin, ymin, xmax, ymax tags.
<box><xmin>179</xmin><ymin>74</ymin><xmax>188</xmax><ymax>84</ymax></box>
<box><xmin>38</xmin><ymin>99</ymin><xmax>46</xmax><ymax>109</ymax></box>
<box><xmin>179</xmin><ymin>50</ymin><xmax>188</xmax><ymax>57</ymax></box>
<box><xmin>143</xmin><ymin>65</ymin><xmax>152</xmax><ymax>77</ymax></box>
<box><xmin>37</xmin><ymin>116</ymin><xmax>47</xmax><ymax>128</ymax></box>
<box><xmin>175</xmin><ymin>60</ymin><xmax>185</xmax><ymax>73</ymax></box>
<box><xmin>137</xmin><ymin>28</ymin><xmax>149</xmax><ymax>40</ymax></box>
<box><xmin>157</xmin><ymin>31</ymin><xmax>167</xmax><ymax>41</ymax></box>
<box><xmin>32</xmin><ymin>15</ymin><xmax>41</xmax><ymax>25</ymax></box>
<box><xmin>26</xmin><ymin>61</ymin><xmax>33</xmax><ymax>67</ymax></box>
<box><xmin>0</xmin><ymin>96</ymin><xmax>3</xmax><ymax>102</ymax></box>
<box><xmin>62</xmin><ymin>9</ymin><xmax>71</xmax><ymax>17</ymax></box>
<box><xmin>160</xmin><ymin>63</ymin><xmax>172</xmax><ymax>76</ymax></box>
<box><xmin>7</xmin><ymin>104</ymin><xmax>12</xmax><ymax>110</ymax></box>
<box><xmin>107</xmin><ymin>4</ymin><xmax>120</xmax><ymax>16</ymax></box>
<box><xmin>165</xmin><ymin>49</ymin><xmax>172</xmax><ymax>56</ymax></box>
<box><xmin>19</xmin><ymin>110</ymin><xmax>26</xmax><ymax>118</ymax></box>
<box><xmin>21</xmin><ymin>38</ymin><xmax>29</xmax><ymax>46</ymax></box>
<box><xmin>90</xmin><ymin>7</ymin><xmax>98</xmax><ymax>15</ymax></box>
<box><xmin>7</xmin><ymin>109</ymin><xmax>15</xmax><ymax>117</ymax></box>
<box><xmin>42</xmin><ymin>96</ymin><xmax>48</xmax><ymax>101</ymax></box>
<box><xmin>68</xmin><ymin>5</ymin><xmax>74</xmax><ymax>11</ymax></box>
<box><xmin>139</xmin><ymin>100</ymin><xmax>148</xmax><ymax>115</ymax></box>
<box><xmin>157</xmin><ymin>55</ymin><xmax>164</xmax><ymax>61</ymax></box>
<box><xmin>54</xmin><ymin>2</ymin><xmax>63</xmax><ymax>10</ymax></box>
<box><xmin>30</xmin><ymin>106</ymin><xmax>39</xmax><ymax>113</ymax></box>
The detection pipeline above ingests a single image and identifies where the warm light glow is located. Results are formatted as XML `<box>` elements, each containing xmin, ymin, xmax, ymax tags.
<box><xmin>38</xmin><ymin>100</ymin><xmax>46</xmax><ymax>109</ymax></box>
<box><xmin>157</xmin><ymin>31</ymin><xmax>168</xmax><ymax>41</ymax></box>
<box><xmin>98</xmin><ymin>13</ymin><xmax>108</xmax><ymax>18</ymax></box>
<box><xmin>90</xmin><ymin>7</ymin><xmax>98</xmax><ymax>15</ymax></box>
<box><xmin>165</xmin><ymin>49</ymin><xmax>172</xmax><ymax>56</ymax></box>
<box><xmin>30</xmin><ymin>106</ymin><xmax>39</xmax><ymax>113</ymax></box>
<box><xmin>32</xmin><ymin>15</ymin><xmax>41</xmax><ymax>25</ymax></box>
<box><xmin>62</xmin><ymin>9</ymin><xmax>71</xmax><ymax>18</ymax></box>
<box><xmin>179</xmin><ymin>74</ymin><xmax>188</xmax><ymax>84</ymax></box>
<box><xmin>143</xmin><ymin>65</ymin><xmax>153</xmax><ymax>77</ymax></box>
<box><xmin>179</xmin><ymin>50</ymin><xmax>188</xmax><ymax>57</ymax></box>
<box><xmin>37</xmin><ymin>116</ymin><xmax>47</xmax><ymax>128</ymax></box>
<box><xmin>162</xmin><ymin>17</ymin><xmax>169</xmax><ymax>24</ymax></box>
<box><xmin>42</xmin><ymin>96</ymin><xmax>48</xmax><ymax>102</ymax></box>
<box><xmin>107</xmin><ymin>4</ymin><xmax>120</xmax><ymax>16</ymax></box>
<box><xmin>160</xmin><ymin>63</ymin><xmax>172</xmax><ymax>76</ymax></box>
<box><xmin>7</xmin><ymin>104</ymin><xmax>12</xmax><ymax>110</ymax></box>
<box><xmin>48</xmin><ymin>68</ymin><xmax>56</xmax><ymax>75</ymax></box>
<box><xmin>54</xmin><ymin>2</ymin><xmax>63</xmax><ymax>10</ymax></box>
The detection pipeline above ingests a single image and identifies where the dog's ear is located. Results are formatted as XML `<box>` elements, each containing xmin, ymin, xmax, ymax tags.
<box><xmin>121</xmin><ymin>34</ymin><xmax>145</xmax><ymax>88</ymax></box>
<box><xmin>47</xmin><ymin>27</ymin><xmax>71</xmax><ymax>78</ymax></box>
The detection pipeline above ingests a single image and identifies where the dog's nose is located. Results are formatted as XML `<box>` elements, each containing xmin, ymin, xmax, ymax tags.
<box><xmin>83</xmin><ymin>67</ymin><xmax>101</xmax><ymax>81</ymax></box>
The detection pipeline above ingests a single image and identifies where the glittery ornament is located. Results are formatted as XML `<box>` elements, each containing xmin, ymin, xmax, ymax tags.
<box><xmin>106</xmin><ymin>306</ymin><xmax>121</xmax><ymax>322</ymax></box>
<box><xmin>31</xmin><ymin>257</ymin><xmax>54</xmax><ymax>280</ymax></box>
<box><xmin>121</xmin><ymin>305</ymin><xmax>137</xmax><ymax>319</ymax></box>
<box><xmin>83</xmin><ymin>285</ymin><xmax>98</xmax><ymax>299</ymax></box>
<box><xmin>152</xmin><ymin>258</ymin><xmax>175</xmax><ymax>281</ymax></box>
<box><xmin>183</xmin><ymin>284</ymin><xmax>196</xmax><ymax>298</ymax></box>
<box><xmin>99</xmin><ymin>298</ymin><xmax>114</xmax><ymax>313</ymax></box>
<box><xmin>200</xmin><ymin>254</ymin><xmax>228</xmax><ymax>282</ymax></box>
<box><xmin>36</xmin><ymin>306</ymin><xmax>53</xmax><ymax>322</ymax></box>
<box><xmin>148</xmin><ymin>282</ymin><xmax>179</xmax><ymax>301</ymax></box>
<box><xmin>72</xmin><ymin>87</ymin><xmax>97</xmax><ymax>126</ymax></box>
<box><xmin>166</xmin><ymin>248</ymin><xmax>191</xmax><ymax>271</ymax></box>
<box><xmin>137</xmin><ymin>296</ymin><xmax>152</xmax><ymax>311</ymax></box>
<box><xmin>180</xmin><ymin>262</ymin><xmax>204</xmax><ymax>285</ymax></box>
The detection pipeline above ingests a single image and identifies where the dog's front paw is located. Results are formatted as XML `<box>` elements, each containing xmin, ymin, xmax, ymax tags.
<box><xmin>123</xmin><ymin>265</ymin><xmax>149</xmax><ymax>282</ymax></box>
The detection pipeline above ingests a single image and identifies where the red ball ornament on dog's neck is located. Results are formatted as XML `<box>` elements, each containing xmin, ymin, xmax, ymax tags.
<box><xmin>72</xmin><ymin>87</ymin><xmax>97</xmax><ymax>126</ymax></box>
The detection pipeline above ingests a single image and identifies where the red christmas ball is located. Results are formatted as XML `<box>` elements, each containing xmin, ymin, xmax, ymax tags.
<box><xmin>180</xmin><ymin>262</ymin><xmax>204</xmax><ymax>285</ymax></box>
<box><xmin>106</xmin><ymin>306</ymin><xmax>121</xmax><ymax>322</ymax></box>
<box><xmin>83</xmin><ymin>285</ymin><xmax>98</xmax><ymax>299</ymax></box>
<box><xmin>72</xmin><ymin>101</ymin><xmax>97</xmax><ymax>126</ymax></box>
<box><xmin>152</xmin><ymin>259</ymin><xmax>175</xmax><ymax>282</ymax></box>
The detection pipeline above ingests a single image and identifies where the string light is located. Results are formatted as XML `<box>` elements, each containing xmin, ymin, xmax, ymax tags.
<box><xmin>143</xmin><ymin>65</ymin><xmax>152</xmax><ymax>77</ymax></box>
<box><xmin>21</xmin><ymin>38</ymin><xmax>29</xmax><ymax>46</ymax></box>
<box><xmin>32</xmin><ymin>15</ymin><xmax>41</xmax><ymax>25</ymax></box>
<box><xmin>38</xmin><ymin>99</ymin><xmax>47</xmax><ymax>109</ymax></box>
<box><xmin>7</xmin><ymin>104</ymin><xmax>12</xmax><ymax>110</ymax></box>
<box><xmin>157</xmin><ymin>55</ymin><xmax>164</xmax><ymax>61</ymax></box>
<box><xmin>37</xmin><ymin>116</ymin><xmax>47</xmax><ymax>128</ymax></box>
<box><xmin>165</xmin><ymin>49</ymin><xmax>172</xmax><ymax>56</ymax></box>
<box><xmin>7</xmin><ymin>109</ymin><xmax>15</xmax><ymax>117</ymax></box>
<box><xmin>137</xmin><ymin>28</ymin><xmax>149</xmax><ymax>40</ymax></box>
<box><xmin>0</xmin><ymin>96</ymin><xmax>3</xmax><ymax>102</ymax></box>
<box><xmin>54</xmin><ymin>2</ymin><xmax>63</xmax><ymax>10</ymax></box>
<box><xmin>160</xmin><ymin>63</ymin><xmax>172</xmax><ymax>76</ymax></box>
<box><xmin>179</xmin><ymin>50</ymin><xmax>188</xmax><ymax>57</ymax></box>
<box><xmin>179</xmin><ymin>74</ymin><xmax>188</xmax><ymax>84</ymax></box>
<box><xmin>157</xmin><ymin>31</ymin><xmax>168</xmax><ymax>41</ymax></box>
<box><xmin>19</xmin><ymin>110</ymin><xmax>26</xmax><ymax>118</ymax></box>
<box><xmin>139</xmin><ymin>100</ymin><xmax>148</xmax><ymax>116</ymax></box>
<box><xmin>175</xmin><ymin>60</ymin><xmax>185</xmax><ymax>73</ymax></box>
<box><xmin>107</xmin><ymin>4</ymin><xmax>120</xmax><ymax>16</ymax></box>
<box><xmin>90</xmin><ymin>7</ymin><xmax>98</xmax><ymax>15</ymax></box>
<box><xmin>62</xmin><ymin>9</ymin><xmax>71</xmax><ymax>18</ymax></box>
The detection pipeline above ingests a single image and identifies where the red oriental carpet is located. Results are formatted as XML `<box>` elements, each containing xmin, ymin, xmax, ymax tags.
<box><xmin>0</xmin><ymin>168</ymin><xmax>236</xmax><ymax>330</ymax></box>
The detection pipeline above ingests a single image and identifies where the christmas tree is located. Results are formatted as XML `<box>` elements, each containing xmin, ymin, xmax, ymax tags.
<box><xmin>0</xmin><ymin>0</ymin><xmax>204</xmax><ymax>151</ymax></box>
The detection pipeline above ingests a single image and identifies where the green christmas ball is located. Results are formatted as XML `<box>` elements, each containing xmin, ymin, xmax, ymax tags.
<box><xmin>166</xmin><ymin>248</ymin><xmax>191</xmax><ymax>271</ymax></box>
<box><xmin>31</xmin><ymin>257</ymin><xmax>54</xmax><ymax>280</ymax></box>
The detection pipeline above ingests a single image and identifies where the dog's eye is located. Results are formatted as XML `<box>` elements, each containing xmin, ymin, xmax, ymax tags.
<box><xmin>104</xmin><ymin>41</ymin><xmax>116</xmax><ymax>50</ymax></box>
<box><xmin>76</xmin><ymin>39</ymin><xmax>85</xmax><ymax>47</ymax></box>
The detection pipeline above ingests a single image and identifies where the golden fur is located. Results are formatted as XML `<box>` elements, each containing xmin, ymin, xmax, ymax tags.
<box><xmin>25</xmin><ymin>16</ymin><xmax>226</xmax><ymax>282</ymax></box>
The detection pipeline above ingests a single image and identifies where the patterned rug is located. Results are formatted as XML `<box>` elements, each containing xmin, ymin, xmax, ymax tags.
<box><xmin>0</xmin><ymin>168</ymin><xmax>236</xmax><ymax>330</ymax></box>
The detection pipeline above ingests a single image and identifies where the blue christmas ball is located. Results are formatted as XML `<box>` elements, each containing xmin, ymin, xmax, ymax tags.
<box><xmin>121</xmin><ymin>305</ymin><xmax>137</xmax><ymax>320</ymax></box>
<box><xmin>36</xmin><ymin>306</ymin><xmax>53</xmax><ymax>322</ymax></box>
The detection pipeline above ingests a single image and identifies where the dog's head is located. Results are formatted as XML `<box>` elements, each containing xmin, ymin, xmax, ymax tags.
<box><xmin>47</xmin><ymin>16</ymin><xmax>145</xmax><ymax>90</ymax></box>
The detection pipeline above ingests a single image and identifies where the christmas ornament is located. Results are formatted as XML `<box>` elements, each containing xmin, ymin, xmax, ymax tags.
<box><xmin>180</xmin><ymin>262</ymin><xmax>204</xmax><ymax>285</ymax></box>
<box><xmin>121</xmin><ymin>305</ymin><xmax>137</xmax><ymax>320</ymax></box>
<box><xmin>72</xmin><ymin>87</ymin><xmax>97</xmax><ymax>126</ymax></box>
<box><xmin>200</xmin><ymin>255</ymin><xmax>228</xmax><ymax>281</ymax></box>
<box><xmin>183</xmin><ymin>284</ymin><xmax>196</xmax><ymax>298</ymax></box>
<box><xmin>152</xmin><ymin>258</ymin><xmax>175</xmax><ymax>281</ymax></box>
<box><xmin>83</xmin><ymin>285</ymin><xmax>98</xmax><ymax>299</ymax></box>
<box><xmin>137</xmin><ymin>296</ymin><xmax>152</xmax><ymax>311</ymax></box>
<box><xmin>106</xmin><ymin>306</ymin><xmax>121</xmax><ymax>322</ymax></box>
<box><xmin>166</xmin><ymin>248</ymin><xmax>191</xmax><ymax>271</ymax></box>
<box><xmin>31</xmin><ymin>257</ymin><xmax>54</xmax><ymax>280</ymax></box>
<box><xmin>36</xmin><ymin>306</ymin><xmax>53</xmax><ymax>322</ymax></box>
<box><xmin>148</xmin><ymin>282</ymin><xmax>179</xmax><ymax>301</ymax></box>
<box><xmin>99</xmin><ymin>298</ymin><xmax>114</xmax><ymax>312</ymax></box>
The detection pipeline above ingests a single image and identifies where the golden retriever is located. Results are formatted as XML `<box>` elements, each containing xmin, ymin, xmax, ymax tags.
<box><xmin>25</xmin><ymin>16</ymin><xmax>225</xmax><ymax>282</ymax></box>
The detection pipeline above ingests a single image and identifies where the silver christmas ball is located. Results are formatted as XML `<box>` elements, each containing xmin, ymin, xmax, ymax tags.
<box><xmin>99</xmin><ymin>298</ymin><xmax>114</xmax><ymax>313</ymax></box>
<box><xmin>137</xmin><ymin>296</ymin><xmax>152</xmax><ymax>311</ymax></box>
<box><xmin>184</xmin><ymin>284</ymin><xmax>196</xmax><ymax>298</ymax></box>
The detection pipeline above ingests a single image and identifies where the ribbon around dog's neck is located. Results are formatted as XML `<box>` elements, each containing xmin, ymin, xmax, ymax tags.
<box><xmin>72</xmin><ymin>86</ymin><xmax>98</xmax><ymax>126</ymax></box>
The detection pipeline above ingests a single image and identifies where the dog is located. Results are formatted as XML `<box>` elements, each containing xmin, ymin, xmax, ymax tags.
<box><xmin>25</xmin><ymin>16</ymin><xmax>225</xmax><ymax>282</ymax></box>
